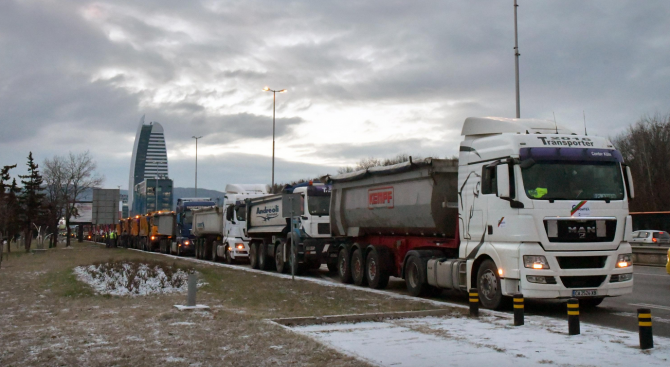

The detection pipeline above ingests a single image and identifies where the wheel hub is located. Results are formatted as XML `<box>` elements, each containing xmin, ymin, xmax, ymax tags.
<box><xmin>368</xmin><ymin>259</ymin><xmax>377</xmax><ymax>280</ymax></box>
<box><xmin>480</xmin><ymin>270</ymin><xmax>498</xmax><ymax>300</ymax></box>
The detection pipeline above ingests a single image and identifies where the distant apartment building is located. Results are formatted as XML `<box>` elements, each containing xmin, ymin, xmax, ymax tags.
<box><xmin>128</xmin><ymin>116</ymin><xmax>170</xmax><ymax>214</ymax></box>
<box><xmin>133</xmin><ymin>178</ymin><xmax>173</xmax><ymax>215</ymax></box>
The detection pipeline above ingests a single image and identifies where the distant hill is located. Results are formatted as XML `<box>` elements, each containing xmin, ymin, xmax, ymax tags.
<box><xmin>172</xmin><ymin>187</ymin><xmax>226</xmax><ymax>208</ymax></box>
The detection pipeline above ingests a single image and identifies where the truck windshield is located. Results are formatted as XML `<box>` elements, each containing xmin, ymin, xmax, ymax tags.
<box><xmin>521</xmin><ymin>161</ymin><xmax>625</xmax><ymax>201</ymax></box>
<box><xmin>308</xmin><ymin>196</ymin><xmax>330</xmax><ymax>216</ymax></box>
<box><xmin>183</xmin><ymin>211</ymin><xmax>193</xmax><ymax>225</ymax></box>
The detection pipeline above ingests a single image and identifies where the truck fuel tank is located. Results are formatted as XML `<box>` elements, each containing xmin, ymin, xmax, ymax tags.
<box><xmin>426</xmin><ymin>258</ymin><xmax>467</xmax><ymax>290</ymax></box>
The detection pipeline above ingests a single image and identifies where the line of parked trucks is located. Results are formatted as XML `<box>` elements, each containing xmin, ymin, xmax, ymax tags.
<box><xmin>116</xmin><ymin>117</ymin><xmax>636</xmax><ymax>310</ymax></box>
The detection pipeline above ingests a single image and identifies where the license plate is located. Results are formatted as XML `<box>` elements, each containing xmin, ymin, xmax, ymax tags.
<box><xmin>572</xmin><ymin>289</ymin><xmax>597</xmax><ymax>297</ymax></box>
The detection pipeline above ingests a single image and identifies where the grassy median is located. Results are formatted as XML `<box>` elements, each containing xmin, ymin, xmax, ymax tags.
<box><xmin>0</xmin><ymin>242</ymin><xmax>448</xmax><ymax>366</ymax></box>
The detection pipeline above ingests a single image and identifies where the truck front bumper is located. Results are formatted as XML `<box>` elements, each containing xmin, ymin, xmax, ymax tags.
<box><xmin>229</xmin><ymin>242</ymin><xmax>249</xmax><ymax>259</ymax></box>
<box><xmin>509</xmin><ymin>243</ymin><xmax>634</xmax><ymax>299</ymax></box>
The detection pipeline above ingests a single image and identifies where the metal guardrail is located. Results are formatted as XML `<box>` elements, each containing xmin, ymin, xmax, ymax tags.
<box><xmin>632</xmin><ymin>245</ymin><xmax>669</xmax><ymax>266</ymax></box>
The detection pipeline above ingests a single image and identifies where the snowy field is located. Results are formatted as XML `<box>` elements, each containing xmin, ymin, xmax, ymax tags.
<box><xmin>292</xmin><ymin>314</ymin><xmax>670</xmax><ymax>366</ymax></box>
<box><xmin>73</xmin><ymin>261</ymin><xmax>193</xmax><ymax>296</ymax></box>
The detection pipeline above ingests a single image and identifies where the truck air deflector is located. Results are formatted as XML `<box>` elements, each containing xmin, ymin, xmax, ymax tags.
<box><xmin>520</xmin><ymin>148</ymin><xmax>623</xmax><ymax>163</ymax></box>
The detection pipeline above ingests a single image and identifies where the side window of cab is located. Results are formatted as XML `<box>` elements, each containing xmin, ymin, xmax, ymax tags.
<box><xmin>225</xmin><ymin>205</ymin><xmax>235</xmax><ymax>222</ymax></box>
<box><xmin>481</xmin><ymin>165</ymin><xmax>497</xmax><ymax>195</ymax></box>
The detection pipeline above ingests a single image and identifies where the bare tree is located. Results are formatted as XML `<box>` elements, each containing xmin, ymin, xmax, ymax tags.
<box><xmin>612</xmin><ymin>113</ymin><xmax>670</xmax><ymax>211</ymax></box>
<box><xmin>0</xmin><ymin>164</ymin><xmax>18</xmax><ymax>249</ymax></box>
<box><xmin>61</xmin><ymin>152</ymin><xmax>104</xmax><ymax>247</ymax></box>
<box><xmin>337</xmin><ymin>154</ymin><xmax>419</xmax><ymax>174</ymax></box>
<box><xmin>43</xmin><ymin>156</ymin><xmax>68</xmax><ymax>248</ymax></box>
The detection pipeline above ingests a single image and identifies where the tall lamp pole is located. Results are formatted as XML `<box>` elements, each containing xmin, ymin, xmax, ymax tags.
<box><xmin>514</xmin><ymin>0</ymin><xmax>521</xmax><ymax>118</ymax></box>
<box><xmin>263</xmin><ymin>87</ymin><xmax>287</xmax><ymax>190</ymax></box>
<box><xmin>192</xmin><ymin>136</ymin><xmax>203</xmax><ymax>196</ymax></box>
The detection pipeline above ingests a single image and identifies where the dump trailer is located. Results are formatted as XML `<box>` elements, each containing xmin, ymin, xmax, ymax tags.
<box><xmin>153</xmin><ymin>211</ymin><xmax>176</xmax><ymax>253</ymax></box>
<box><xmin>129</xmin><ymin>216</ymin><xmax>140</xmax><ymax>248</ymax></box>
<box><xmin>191</xmin><ymin>184</ymin><xmax>268</xmax><ymax>262</ymax></box>
<box><xmin>245</xmin><ymin>183</ymin><xmax>334</xmax><ymax>273</ymax></box>
<box><xmin>325</xmin><ymin>117</ymin><xmax>635</xmax><ymax>310</ymax></box>
<box><xmin>138</xmin><ymin>214</ymin><xmax>150</xmax><ymax>251</ymax></box>
<box><xmin>327</xmin><ymin>159</ymin><xmax>460</xmax><ymax>291</ymax></box>
<box><xmin>174</xmin><ymin>198</ymin><xmax>216</xmax><ymax>256</ymax></box>
<box><xmin>192</xmin><ymin>206</ymin><xmax>224</xmax><ymax>259</ymax></box>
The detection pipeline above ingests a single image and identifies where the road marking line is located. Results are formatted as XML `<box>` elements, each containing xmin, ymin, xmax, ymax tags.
<box><xmin>633</xmin><ymin>273</ymin><xmax>669</xmax><ymax>277</ymax></box>
<box><xmin>630</xmin><ymin>303</ymin><xmax>670</xmax><ymax>312</ymax></box>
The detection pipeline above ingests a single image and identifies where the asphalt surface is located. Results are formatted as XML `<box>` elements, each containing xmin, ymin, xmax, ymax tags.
<box><xmin>134</xmin><ymin>245</ymin><xmax>670</xmax><ymax>338</ymax></box>
<box><xmin>288</xmin><ymin>263</ymin><xmax>670</xmax><ymax>338</ymax></box>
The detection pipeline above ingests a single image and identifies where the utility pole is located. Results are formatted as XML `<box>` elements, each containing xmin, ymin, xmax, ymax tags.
<box><xmin>514</xmin><ymin>0</ymin><xmax>521</xmax><ymax>118</ymax></box>
<box><xmin>192</xmin><ymin>136</ymin><xmax>202</xmax><ymax>196</ymax></box>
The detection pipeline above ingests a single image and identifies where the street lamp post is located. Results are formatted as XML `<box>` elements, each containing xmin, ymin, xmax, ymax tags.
<box><xmin>192</xmin><ymin>136</ymin><xmax>203</xmax><ymax>196</ymax></box>
<box><xmin>263</xmin><ymin>87</ymin><xmax>287</xmax><ymax>190</ymax></box>
<box><xmin>514</xmin><ymin>0</ymin><xmax>521</xmax><ymax>118</ymax></box>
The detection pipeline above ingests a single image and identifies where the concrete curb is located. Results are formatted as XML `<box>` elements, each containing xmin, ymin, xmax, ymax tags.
<box><xmin>271</xmin><ymin>309</ymin><xmax>460</xmax><ymax>327</ymax></box>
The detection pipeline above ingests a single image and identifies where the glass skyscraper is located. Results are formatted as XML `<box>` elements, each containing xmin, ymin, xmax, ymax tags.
<box><xmin>128</xmin><ymin>116</ymin><xmax>170</xmax><ymax>214</ymax></box>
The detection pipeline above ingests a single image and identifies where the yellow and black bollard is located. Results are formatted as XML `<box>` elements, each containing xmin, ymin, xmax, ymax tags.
<box><xmin>513</xmin><ymin>293</ymin><xmax>524</xmax><ymax>326</ymax></box>
<box><xmin>469</xmin><ymin>288</ymin><xmax>479</xmax><ymax>317</ymax></box>
<box><xmin>638</xmin><ymin>308</ymin><xmax>653</xmax><ymax>349</ymax></box>
<box><xmin>567</xmin><ymin>298</ymin><xmax>580</xmax><ymax>335</ymax></box>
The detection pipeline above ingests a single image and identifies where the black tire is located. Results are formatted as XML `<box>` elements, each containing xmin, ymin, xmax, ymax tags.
<box><xmin>212</xmin><ymin>243</ymin><xmax>219</xmax><ymax>262</ymax></box>
<box><xmin>580</xmin><ymin>297</ymin><xmax>605</xmax><ymax>308</ymax></box>
<box><xmin>275</xmin><ymin>243</ymin><xmax>287</xmax><ymax>273</ymax></box>
<box><xmin>249</xmin><ymin>242</ymin><xmax>259</xmax><ymax>269</ymax></box>
<box><xmin>225</xmin><ymin>246</ymin><xmax>234</xmax><ymax>265</ymax></box>
<box><xmin>287</xmin><ymin>238</ymin><xmax>303</xmax><ymax>275</ymax></box>
<box><xmin>338</xmin><ymin>247</ymin><xmax>353</xmax><ymax>284</ymax></box>
<box><xmin>477</xmin><ymin>259</ymin><xmax>504</xmax><ymax>310</ymax></box>
<box><xmin>351</xmin><ymin>248</ymin><xmax>367</xmax><ymax>286</ymax></box>
<box><xmin>366</xmin><ymin>247</ymin><xmax>390</xmax><ymax>289</ymax></box>
<box><xmin>203</xmin><ymin>239</ymin><xmax>212</xmax><ymax>261</ymax></box>
<box><xmin>258</xmin><ymin>242</ymin><xmax>269</xmax><ymax>270</ymax></box>
<box><xmin>405</xmin><ymin>255</ymin><xmax>430</xmax><ymax>296</ymax></box>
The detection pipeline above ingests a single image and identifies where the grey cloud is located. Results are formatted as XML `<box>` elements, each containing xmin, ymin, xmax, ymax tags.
<box><xmin>1</xmin><ymin>0</ymin><xmax>669</xmax><ymax>191</ymax></box>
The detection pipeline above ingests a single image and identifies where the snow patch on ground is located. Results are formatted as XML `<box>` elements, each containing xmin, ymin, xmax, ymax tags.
<box><xmin>292</xmin><ymin>315</ymin><xmax>670</xmax><ymax>367</ymax></box>
<box><xmin>73</xmin><ymin>262</ymin><xmax>193</xmax><ymax>296</ymax></box>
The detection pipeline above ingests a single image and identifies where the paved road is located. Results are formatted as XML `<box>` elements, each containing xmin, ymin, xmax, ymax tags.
<box><xmin>139</xmin><ymin>245</ymin><xmax>670</xmax><ymax>338</ymax></box>
<box><xmin>294</xmin><ymin>264</ymin><xmax>670</xmax><ymax>338</ymax></box>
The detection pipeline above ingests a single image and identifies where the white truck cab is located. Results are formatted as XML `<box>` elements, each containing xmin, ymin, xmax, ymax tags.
<box><xmin>292</xmin><ymin>183</ymin><xmax>331</xmax><ymax>238</ymax></box>
<box><xmin>218</xmin><ymin>184</ymin><xmax>268</xmax><ymax>263</ymax></box>
<box><xmin>458</xmin><ymin>117</ymin><xmax>634</xmax><ymax>308</ymax></box>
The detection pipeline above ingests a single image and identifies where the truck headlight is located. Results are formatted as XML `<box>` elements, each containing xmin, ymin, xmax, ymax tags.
<box><xmin>616</xmin><ymin>254</ymin><xmax>632</xmax><ymax>268</ymax></box>
<box><xmin>236</xmin><ymin>244</ymin><xmax>244</xmax><ymax>250</ymax></box>
<box><xmin>184</xmin><ymin>240</ymin><xmax>189</xmax><ymax>245</ymax></box>
<box><xmin>523</xmin><ymin>255</ymin><xmax>550</xmax><ymax>269</ymax></box>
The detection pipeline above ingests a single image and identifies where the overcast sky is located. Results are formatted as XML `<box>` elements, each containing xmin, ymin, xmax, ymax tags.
<box><xmin>1</xmin><ymin>0</ymin><xmax>669</xmax><ymax>191</ymax></box>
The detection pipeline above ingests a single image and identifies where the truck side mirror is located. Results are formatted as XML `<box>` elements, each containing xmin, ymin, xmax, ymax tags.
<box><xmin>625</xmin><ymin>166</ymin><xmax>635</xmax><ymax>199</ymax></box>
<box><xmin>496</xmin><ymin>164</ymin><xmax>511</xmax><ymax>199</ymax></box>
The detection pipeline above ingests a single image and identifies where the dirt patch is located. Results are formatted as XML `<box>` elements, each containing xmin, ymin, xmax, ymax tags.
<box><xmin>0</xmin><ymin>242</ymin><xmax>449</xmax><ymax>366</ymax></box>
